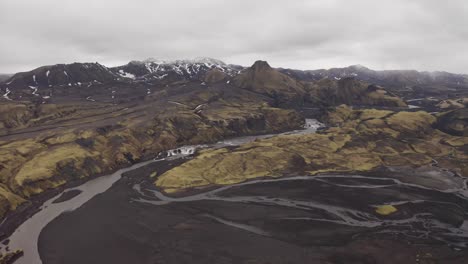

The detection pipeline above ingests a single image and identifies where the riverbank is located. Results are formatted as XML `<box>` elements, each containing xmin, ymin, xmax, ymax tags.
<box><xmin>1</xmin><ymin>120</ymin><xmax>323</xmax><ymax>264</ymax></box>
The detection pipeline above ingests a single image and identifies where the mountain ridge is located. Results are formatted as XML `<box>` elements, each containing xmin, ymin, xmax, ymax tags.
<box><xmin>3</xmin><ymin>59</ymin><xmax>468</xmax><ymax>87</ymax></box>
<box><xmin>1</xmin><ymin>58</ymin><xmax>467</xmax><ymax>110</ymax></box>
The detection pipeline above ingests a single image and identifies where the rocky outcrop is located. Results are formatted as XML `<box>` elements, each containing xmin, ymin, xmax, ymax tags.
<box><xmin>232</xmin><ymin>61</ymin><xmax>308</xmax><ymax>107</ymax></box>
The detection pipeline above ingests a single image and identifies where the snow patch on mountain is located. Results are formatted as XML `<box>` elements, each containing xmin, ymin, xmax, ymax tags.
<box><xmin>2</xmin><ymin>88</ymin><xmax>12</xmax><ymax>100</ymax></box>
<box><xmin>28</xmin><ymin>86</ymin><xmax>39</xmax><ymax>96</ymax></box>
<box><xmin>118</xmin><ymin>70</ymin><xmax>136</xmax><ymax>79</ymax></box>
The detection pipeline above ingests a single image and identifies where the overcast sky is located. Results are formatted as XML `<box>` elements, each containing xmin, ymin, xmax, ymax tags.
<box><xmin>1</xmin><ymin>0</ymin><xmax>467</xmax><ymax>73</ymax></box>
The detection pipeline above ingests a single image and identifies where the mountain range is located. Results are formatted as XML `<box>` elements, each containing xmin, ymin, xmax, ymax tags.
<box><xmin>280</xmin><ymin>64</ymin><xmax>468</xmax><ymax>98</ymax></box>
<box><xmin>2</xmin><ymin>58</ymin><xmax>467</xmax><ymax>110</ymax></box>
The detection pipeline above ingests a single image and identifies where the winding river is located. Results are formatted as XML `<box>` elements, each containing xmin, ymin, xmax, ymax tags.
<box><xmin>0</xmin><ymin>119</ymin><xmax>324</xmax><ymax>264</ymax></box>
<box><xmin>133</xmin><ymin>173</ymin><xmax>468</xmax><ymax>248</ymax></box>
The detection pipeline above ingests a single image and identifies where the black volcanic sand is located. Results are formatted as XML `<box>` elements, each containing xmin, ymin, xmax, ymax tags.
<box><xmin>38</xmin><ymin>160</ymin><xmax>468</xmax><ymax>264</ymax></box>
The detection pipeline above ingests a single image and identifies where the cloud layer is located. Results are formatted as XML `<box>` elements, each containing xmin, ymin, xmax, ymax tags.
<box><xmin>1</xmin><ymin>0</ymin><xmax>467</xmax><ymax>73</ymax></box>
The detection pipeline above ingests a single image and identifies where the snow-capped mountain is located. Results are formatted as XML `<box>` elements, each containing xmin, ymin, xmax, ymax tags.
<box><xmin>112</xmin><ymin>57</ymin><xmax>243</xmax><ymax>82</ymax></box>
<box><xmin>0</xmin><ymin>58</ymin><xmax>245</xmax><ymax>102</ymax></box>
<box><xmin>3</xmin><ymin>62</ymin><xmax>120</xmax><ymax>89</ymax></box>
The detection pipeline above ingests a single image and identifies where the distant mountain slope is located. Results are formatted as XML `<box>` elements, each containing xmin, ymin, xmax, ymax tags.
<box><xmin>280</xmin><ymin>65</ymin><xmax>468</xmax><ymax>98</ymax></box>
<box><xmin>0</xmin><ymin>74</ymin><xmax>12</xmax><ymax>82</ymax></box>
<box><xmin>233</xmin><ymin>61</ymin><xmax>406</xmax><ymax>108</ymax></box>
<box><xmin>0</xmin><ymin>58</ymin><xmax>245</xmax><ymax>102</ymax></box>
<box><xmin>3</xmin><ymin>62</ymin><xmax>120</xmax><ymax>89</ymax></box>
<box><xmin>232</xmin><ymin>60</ymin><xmax>307</xmax><ymax>107</ymax></box>
<box><xmin>305</xmin><ymin>77</ymin><xmax>407</xmax><ymax>107</ymax></box>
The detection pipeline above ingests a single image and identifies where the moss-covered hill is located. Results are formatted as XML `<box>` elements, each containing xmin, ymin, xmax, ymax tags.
<box><xmin>156</xmin><ymin>105</ymin><xmax>467</xmax><ymax>192</ymax></box>
<box><xmin>0</xmin><ymin>84</ymin><xmax>303</xmax><ymax>219</ymax></box>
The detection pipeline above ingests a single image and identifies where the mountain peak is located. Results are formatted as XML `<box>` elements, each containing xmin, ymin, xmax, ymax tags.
<box><xmin>251</xmin><ymin>60</ymin><xmax>271</xmax><ymax>71</ymax></box>
<box><xmin>349</xmin><ymin>64</ymin><xmax>369</xmax><ymax>70</ymax></box>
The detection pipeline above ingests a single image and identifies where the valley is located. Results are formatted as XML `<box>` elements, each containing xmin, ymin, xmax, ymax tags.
<box><xmin>0</xmin><ymin>58</ymin><xmax>467</xmax><ymax>264</ymax></box>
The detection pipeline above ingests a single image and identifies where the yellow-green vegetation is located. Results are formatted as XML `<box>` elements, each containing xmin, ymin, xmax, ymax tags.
<box><xmin>156</xmin><ymin>105</ymin><xmax>468</xmax><ymax>192</ymax></box>
<box><xmin>0</xmin><ymin>185</ymin><xmax>26</xmax><ymax>217</ymax></box>
<box><xmin>0</xmin><ymin>249</ymin><xmax>23</xmax><ymax>264</ymax></box>
<box><xmin>386</xmin><ymin>111</ymin><xmax>436</xmax><ymax>134</ymax></box>
<box><xmin>375</xmin><ymin>205</ymin><xmax>398</xmax><ymax>216</ymax></box>
<box><xmin>14</xmin><ymin>143</ymin><xmax>94</xmax><ymax>186</ymax></box>
<box><xmin>0</xmin><ymin>99</ymin><xmax>303</xmax><ymax>219</ymax></box>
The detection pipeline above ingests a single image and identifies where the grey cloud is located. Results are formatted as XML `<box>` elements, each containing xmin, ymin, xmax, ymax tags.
<box><xmin>0</xmin><ymin>0</ymin><xmax>467</xmax><ymax>73</ymax></box>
